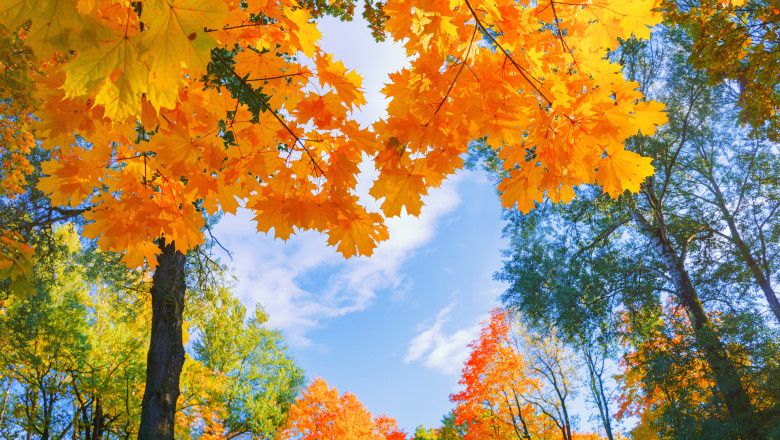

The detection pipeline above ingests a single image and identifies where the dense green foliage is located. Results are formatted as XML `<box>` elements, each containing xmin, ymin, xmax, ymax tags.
<box><xmin>0</xmin><ymin>227</ymin><xmax>303</xmax><ymax>440</ymax></box>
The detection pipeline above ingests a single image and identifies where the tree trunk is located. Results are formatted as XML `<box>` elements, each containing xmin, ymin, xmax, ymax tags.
<box><xmin>630</xmin><ymin>208</ymin><xmax>765</xmax><ymax>440</ymax></box>
<box><xmin>137</xmin><ymin>240</ymin><xmax>186</xmax><ymax>440</ymax></box>
<box><xmin>92</xmin><ymin>397</ymin><xmax>104</xmax><ymax>440</ymax></box>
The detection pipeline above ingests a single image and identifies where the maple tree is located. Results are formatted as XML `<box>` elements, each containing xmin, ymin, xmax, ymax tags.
<box><xmin>0</xmin><ymin>0</ymin><xmax>667</xmax><ymax>437</ymax></box>
<box><xmin>279</xmin><ymin>377</ymin><xmax>407</xmax><ymax>440</ymax></box>
<box><xmin>450</xmin><ymin>309</ymin><xmax>546</xmax><ymax>440</ymax></box>
<box><xmin>451</xmin><ymin>309</ymin><xmax>596</xmax><ymax>440</ymax></box>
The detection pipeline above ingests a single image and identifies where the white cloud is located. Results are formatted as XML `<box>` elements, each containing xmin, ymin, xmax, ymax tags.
<box><xmin>213</xmin><ymin>173</ymin><xmax>464</xmax><ymax>347</ymax></box>
<box><xmin>404</xmin><ymin>304</ymin><xmax>485</xmax><ymax>376</ymax></box>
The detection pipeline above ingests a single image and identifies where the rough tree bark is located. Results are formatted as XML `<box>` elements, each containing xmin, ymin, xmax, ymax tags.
<box><xmin>137</xmin><ymin>240</ymin><xmax>186</xmax><ymax>440</ymax></box>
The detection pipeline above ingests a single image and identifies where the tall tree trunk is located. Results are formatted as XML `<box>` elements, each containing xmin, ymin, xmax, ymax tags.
<box><xmin>137</xmin><ymin>240</ymin><xmax>186</xmax><ymax>440</ymax></box>
<box><xmin>92</xmin><ymin>397</ymin><xmax>104</xmax><ymax>440</ymax></box>
<box><xmin>630</xmin><ymin>207</ymin><xmax>765</xmax><ymax>440</ymax></box>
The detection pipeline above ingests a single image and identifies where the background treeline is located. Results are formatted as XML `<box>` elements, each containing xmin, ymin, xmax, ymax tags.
<box><xmin>455</xmin><ymin>24</ymin><xmax>780</xmax><ymax>440</ymax></box>
<box><xmin>0</xmin><ymin>225</ymin><xmax>304</xmax><ymax>440</ymax></box>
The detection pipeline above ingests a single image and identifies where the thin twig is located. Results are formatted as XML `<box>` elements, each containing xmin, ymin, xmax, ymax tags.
<box><xmin>434</xmin><ymin>26</ymin><xmax>478</xmax><ymax>116</ymax></box>
<box><xmin>463</xmin><ymin>0</ymin><xmax>553</xmax><ymax>105</ymax></box>
<box><xmin>549</xmin><ymin>0</ymin><xmax>580</xmax><ymax>70</ymax></box>
<box><xmin>204</xmin><ymin>221</ymin><xmax>233</xmax><ymax>261</ymax></box>
<box><xmin>213</xmin><ymin>53</ymin><xmax>325</xmax><ymax>176</ymax></box>
<box><xmin>246</xmin><ymin>71</ymin><xmax>309</xmax><ymax>82</ymax></box>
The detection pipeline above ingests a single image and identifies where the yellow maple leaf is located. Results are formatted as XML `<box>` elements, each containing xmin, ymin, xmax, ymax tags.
<box><xmin>325</xmin><ymin>148</ymin><xmax>361</xmax><ymax>189</ymax></box>
<box><xmin>595</xmin><ymin>145</ymin><xmax>654</xmax><ymax>198</ymax></box>
<box><xmin>369</xmin><ymin>170</ymin><xmax>428</xmax><ymax>217</ymax></box>
<box><xmin>66</xmin><ymin>30</ymin><xmax>149</xmax><ymax>119</ymax></box>
<box><xmin>139</xmin><ymin>0</ymin><xmax>229</xmax><ymax>110</ymax></box>
<box><xmin>326</xmin><ymin>211</ymin><xmax>388</xmax><ymax>257</ymax></box>
<box><xmin>497</xmin><ymin>166</ymin><xmax>545</xmax><ymax>214</ymax></box>
<box><xmin>632</xmin><ymin>100</ymin><xmax>668</xmax><ymax>136</ymax></box>
<box><xmin>0</xmin><ymin>0</ymin><xmax>36</xmax><ymax>31</ymax></box>
<box><xmin>233</xmin><ymin>48</ymin><xmax>297</xmax><ymax>82</ymax></box>
<box><xmin>315</xmin><ymin>53</ymin><xmax>366</xmax><ymax>108</ymax></box>
<box><xmin>122</xmin><ymin>240</ymin><xmax>161</xmax><ymax>269</ymax></box>
<box><xmin>250</xmin><ymin>193</ymin><xmax>295</xmax><ymax>240</ymax></box>
<box><xmin>298</xmin><ymin>197</ymin><xmax>339</xmax><ymax>232</ymax></box>
<box><xmin>295</xmin><ymin>92</ymin><xmax>348</xmax><ymax>129</ymax></box>
<box><xmin>282</xmin><ymin>7</ymin><xmax>321</xmax><ymax>57</ymax></box>
<box><xmin>168</xmin><ymin>202</ymin><xmax>206</xmax><ymax>254</ymax></box>
<box><xmin>5</xmin><ymin>0</ymin><xmax>76</xmax><ymax>57</ymax></box>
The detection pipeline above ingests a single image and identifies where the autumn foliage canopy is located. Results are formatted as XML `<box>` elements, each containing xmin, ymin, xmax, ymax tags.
<box><xmin>0</xmin><ymin>0</ymin><xmax>666</xmax><ymax>276</ymax></box>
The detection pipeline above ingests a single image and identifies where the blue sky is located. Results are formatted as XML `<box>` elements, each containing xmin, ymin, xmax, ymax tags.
<box><xmin>213</xmin><ymin>14</ymin><xmax>508</xmax><ymax>432</ymax></box>
<box><xmin>210</xmin><ymin>12</ymin><xmax>620</xmax><ymax>435</ymax></box>
<box><xmin>213</xmin><ymin>172</ymin><xmax>508</xmax><ymax>431</ymax></box>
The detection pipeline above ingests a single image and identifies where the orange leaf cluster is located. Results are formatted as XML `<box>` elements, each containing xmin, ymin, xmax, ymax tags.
<box><xmin>0</xmin><ymin>27</ymin><xmax>35</xmax><ymax>198</ymax></box>
<box><xmin>378</xmin><ymin>0</ymin><xmax>665</xmax><ymax>212</ymax></box>
<box><xmin>451</xmin><ymin>310</ymin><xmax>555</xmax><ymax>439</ymax></box>
<box><xmin>4</xmin><ymin>0</ymin><xmax>386</xmax><ymax>266</ymax></box>
<box><xmin>280</xmin><ymin>378</ymin><xmax>407</xmax><ymax>440</ymax></box>
<box><xmin>0</xmin><ymin>0</ymin><xmax>666</xmax><ymax>268</ymax></box>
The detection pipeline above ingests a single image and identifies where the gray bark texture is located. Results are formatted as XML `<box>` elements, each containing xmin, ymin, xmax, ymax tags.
<box><xmin>137</xmin><ymin>240</ymin><xmax>186</xmax><ymax>440</ymax></box>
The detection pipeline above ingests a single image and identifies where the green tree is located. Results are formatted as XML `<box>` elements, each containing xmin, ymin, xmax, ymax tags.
<box><xmin>187</xmin><ymin>285</ymin><xmax>305</xmax><ymax>439</ymax></box>
<box><xmin>412</xmin><ymin>425</ymin><xmax>438</xmax><ymax>440</ymax></box>
<box><xmin>437</xmin><ymin>411</ymin><xmax>465</xmax><ymax>440</ymax></box>
<box><xmin>491</xmin><ymin>30</ymin><xmax>780</xmax><ymax>439</ymax></box>
<box><xmin>0</xmin><ymin>225</ymin><xmax>147</xmax><ymax>440</ymax></box>
<box><xmin>0</xmin><ymin>225</ymin><xmax>305</xmax><ymax>440</ymax></box>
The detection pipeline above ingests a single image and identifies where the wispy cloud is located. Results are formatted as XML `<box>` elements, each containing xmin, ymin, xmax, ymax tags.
<box><xmin>213</xmin><ymin>174</ymin><xmax>464</xmax><ymax>347</ymax></box>
<box><xmin>404</xmin><ymin>304</ymin><xmax>484</xmax><ymax>376</ymax></box>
